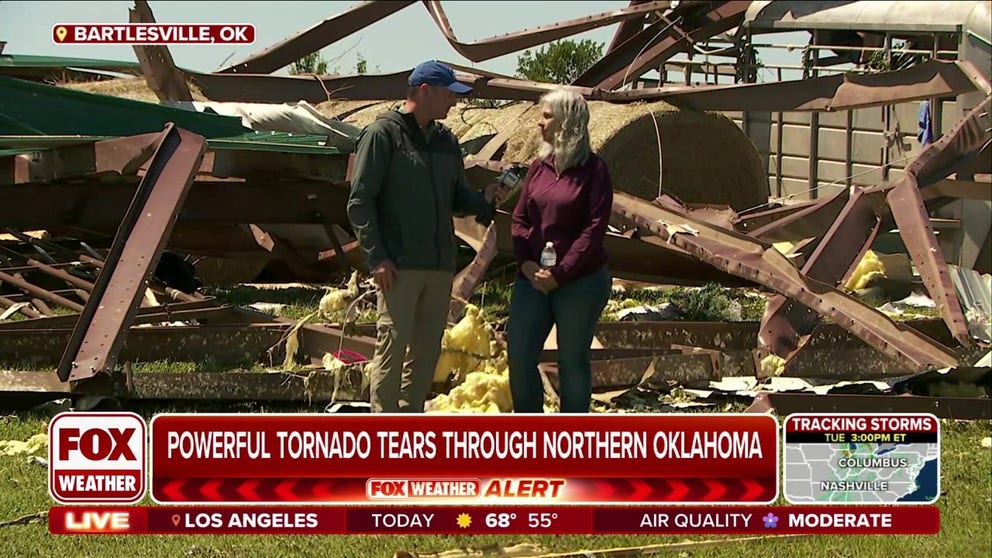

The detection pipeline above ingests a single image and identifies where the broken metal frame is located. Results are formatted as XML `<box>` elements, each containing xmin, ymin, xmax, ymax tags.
<box><xmin>56</xmin><ymin>123</ymin><xmax>206</xmax><ymax>383</ymax></box>
<box><xmin>746</xmin><ymin>391</ymin><xmax>991</xmax><ymax>420</ymax></box>
<box><xmin>130</xmin><ymin>0</ymin><xmax>192</xmax><ymax>102</ymax></box>
<box><xmin>758</xmin><ymin>95</ymin><xmax>991</xmax><ymax>363</ymax></box>
<box><xmin>573</xmin><ymin>1</ymin><xmax>751</xmax><ymax>89</ymax></box>
<box><xmin>612</xmin><ymin>191</ymin><xmax>959</xmax><ymax>373</ymax></box>
<box><xmin>180</xmin><ymin>56</ymin><xmax>987</xmax><ymax>107</ymax></box>
<box><xmin>216</xmin><ymin>0</ymin><xmax>674</xmax><ymax>75</ymax></box>
<box><xmin>0</xmin><ymin>136</ymin><xmax>357</xmax><ymax>282</ymax></box>
<box><xmin>0</xmin><ymin>242</ymin><xmax>203</xmax><ymax>323</ymax></box>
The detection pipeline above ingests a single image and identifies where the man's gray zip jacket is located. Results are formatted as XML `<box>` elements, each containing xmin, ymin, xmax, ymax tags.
<box><xmin>346</xmin><ymin>109</ymin><xmax>495</xmax><ymax>272</ymax></box>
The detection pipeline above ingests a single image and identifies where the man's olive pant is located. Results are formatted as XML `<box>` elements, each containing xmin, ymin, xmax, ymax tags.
<box><xmin>370</xmin><ymin>269</ymin><xmax>453</xmax><ymax>413</ymax></box>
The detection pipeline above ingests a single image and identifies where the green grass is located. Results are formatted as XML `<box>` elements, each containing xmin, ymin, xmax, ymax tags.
<box><xmin>130</xmin><ymin>359</ymin><xmax>268</xmax><ymax>374</ymax></box>
<box><xmin>205</xmin><ymin>283</ymin><xmax>380</xmax><ymax>325</ymax></box>
<box><xmin>206</xmin><ymin>278</ymin><xmax>937</xmax><ymax>331</ymax></box>
<box><xmin>0</xmin><ymin>360</ymin><xmax>271</xmax><ymax>374</ymax></box>
<box><xmin>0</xmin><ymin>411</ymin><xmax>988</xmax><ymax>558</ymax></box>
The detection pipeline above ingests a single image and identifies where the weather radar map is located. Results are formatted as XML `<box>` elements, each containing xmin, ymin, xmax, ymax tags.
<box><xmin>783</xmin><ymin>414</ymin><xmax>940</xmax><ymax>504</ymax></box>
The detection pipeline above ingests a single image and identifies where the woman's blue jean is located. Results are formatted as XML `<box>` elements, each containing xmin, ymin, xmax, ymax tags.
<box><xmin>507</xmin><ymin>266</ymin><xmax>611</xmax><ymax>413</ymax></box>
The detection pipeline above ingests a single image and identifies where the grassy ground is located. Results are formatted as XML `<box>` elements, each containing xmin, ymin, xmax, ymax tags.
<box><xmin>0</xmin><ymin>411</ymin><xmax>988</xmax><ymax>558</ymax></box>
<box><xmin>206</xmin><ymin>279</ymin><xmax>937</xmax><ymax>329</ymax></box>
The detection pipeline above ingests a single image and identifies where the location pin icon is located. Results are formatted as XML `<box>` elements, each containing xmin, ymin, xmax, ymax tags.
<box><xmin>55</xmin><ymin>26</ymin><xmax>68</xmax><ymax>42</ymax></box>
<box><xmin>171</xmin><ymin>514</ymin><xmax>181</xmax><ymax>527</ymax></box>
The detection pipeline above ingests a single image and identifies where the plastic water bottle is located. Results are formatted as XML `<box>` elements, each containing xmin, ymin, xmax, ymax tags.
<box><xmin>540</xmin><ymin>241</ymin><xmax>557</xmax><ymax>268</ymax></box>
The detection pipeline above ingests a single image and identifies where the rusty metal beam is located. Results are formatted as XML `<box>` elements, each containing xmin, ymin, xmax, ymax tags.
<box><xmin>759</xmin><ymin>188</ymin><xmax>886</xmax><ymax>360</ymax></box>
<box><xmin>732</xmin><ymin>200</ymin><xmax>822</xmax><ymax>235</ymax></box>
<box><xmin>26</xmin><ymin>258</ymin><xmax>94</xmax><ymax>291</ymax></box>
<box><xmin>888</xmin><ymin>178</ymin><xmax>971</xmax><ymax>346</ymax></box>
<box><xmin>607</xmin><ymin>1</ymin><xmax>653</xmax><ymax>53</ymax></box>
<box><xmin>748</xmin><ymin>190</ymin><xmax>848</xmax><ymax>242</ymax></box>
<box><xmin>188</xmin><ymin>69</ymin><xmax>543</xmax><ymax>104</ymax></box>
<box><xmin>542</xmin><ymin>348</ymin><xmax>679</xmax><ymax>361</ymax></box>
<box><xmin>0</xmin><ymin>133</ymin><xmax>160</xmax><ymax>186</ymax></box>
<box><xmin>196</xmin><ymin>150</ymin><xmax>351</xmax><ymax>182</ymax></box>
<box><xmin>423</xmin><ymin>0</ymin><xmax>672</xmax><ymax>62</ymax></box>
<box><xmin>571</xmin><ymin>1</ymin><xmax>701</xmax><ymax>88</ymax></box>
<box><xmin>2</xmin><ymin>324</ymin><xmax>285</xmax><ymax>368</ymax></box>
<box><xmin>127</xmin><ymin>369</ymin><xmax>366</xmax><ymax>402</ymax></box>
<box><xmin>219</xmin><ymin>1</ymin><xmax>416</xmax><ymax>74</ymax></box>
<box><xmin>449</xmin><ymin>223</ymin><xmax>498</xmax><ymax>324</ymax></box>
<box><xmin>573</xmin><ymin>1</ymin><xmax>749</xmax><ymax>89</ymax></box>
<box><xmin>0</xmin><ymin>295</ymin><xmax>43</xmax><ymax>319</ymax></box>
<box><xmin>593</xmin><ymin>319</ymin><xmax>959</xmax><ymax>351</ymax></box>
<box><xmin>0</xmin><ymin>369</ymin><xmax>366</xmax><ymax>403</ymax></box>
<box><xmin>907</xmin><ymin>96</ymin><xmax>992</xmax><ymax>187</ymax></box>
<box><xmin>0</xmin><ymin>370</ymin><xmax>68</xmax><ymax>394</ymax></box>
<box><xmin>218</xmin><ymin>0</ymin><xmax>670</xmax><ymax>75</ymax></box>
<box><xmin>57</xmin><ymin>124</ymin><xmax>206</xmax><ymax>383</ymax></box>
<box><xmin>0</xmin><ymin>300</ymin><xmax>239</xmax><ymax>331</ymax></box>
<box><xmin>612</xmin><ymin>192</ymin><xmax>958</xmax><ymax>372</ymax></box>
<box><xmin>230</xmin><ymin>307</ymin><xmax>378</xmax><ymax>363</ymax></box>
<box><xmin>130</xmin><ymin>1</ymin><xmax>193</xmax><ymax>102</ymax></box>
<box><xmin>543</xmin><ymin>353</ymin><xmax>717</xmax><ymax>392</ymax></box>
<box><xmin>0</xmin><ymin>269</ymin><xmax>84</xmax><ymax>312</ymax></box>
<box><xmin>758</xmin><ymin>96</ymin><xmax>991</xmax><ymax>362</ymax></box>
<box><xmin>474</xmin><ymin>211</ymin><xmax>751</xmax><ymax>286</ymax></box>
<box><xmin>0</xmin><ymin>288</ymin><xmax>80</xmax><ymax>305</ymax></box>
<box><xmin>0</xmin><ymin>179</ymin><xmax>352</xmax><ymax>230</ymax></box>
<box><xmin>923</xmin><ymin>178</ymin><xmax>992</xmax><ymax>202</ymax></box>
<box><xmin>3</xmin><ymin>140</ymin><xmax>350</xmax><ymax>185</ymax></box>
<box><xmin>186</xmin><ymin>59</ymin><xmax>984</xmax><ymax>109</ymax></box>
<box><xmin>79</xmin><ymin>254</ymin><xmax>201</xmax><ymax>304</ymax></box>
<box><xmin>621</xmin><ymin>60</ymin><xmax>984</xmax><ymax>111</ymax></box>
<box><xmin>747</xmin><ymin>392</ymin><xmax>991</xmax><ymax>421</ymax></box>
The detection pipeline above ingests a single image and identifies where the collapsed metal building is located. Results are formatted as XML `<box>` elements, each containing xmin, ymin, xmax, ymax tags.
<box><xmin>0</xmin><ymin>0</ymin><xmax>989</xmax><ymax>417</ymax></box>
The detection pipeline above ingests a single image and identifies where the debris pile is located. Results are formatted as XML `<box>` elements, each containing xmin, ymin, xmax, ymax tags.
<box><xmin>0</xmin><ymin>0</ymin><xmax>987</xmax><ymax>420</ymax></box>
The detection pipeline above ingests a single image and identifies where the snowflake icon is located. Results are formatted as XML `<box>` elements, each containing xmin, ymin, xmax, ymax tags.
<box><xmin>762</xmin><ymin>513</ymin><xmax>779</xmax><ymax>528</ymax></box>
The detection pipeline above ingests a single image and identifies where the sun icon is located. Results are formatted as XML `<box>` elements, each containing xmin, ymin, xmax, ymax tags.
<box><xmin>456</xmin><ymin>513</ymin><xmax>472</xmax><ymax>529</ymax></box>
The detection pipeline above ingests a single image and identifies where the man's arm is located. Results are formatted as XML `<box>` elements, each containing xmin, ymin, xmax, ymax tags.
<box><xmin>346</xmin><ymin>126</ymin><xmax>392</xmax><ymax>268</ymax></box>
<box><xmin>451</xmin><ymin>165</ymin><xmax>496</xmax><ymax>226</ymax></box>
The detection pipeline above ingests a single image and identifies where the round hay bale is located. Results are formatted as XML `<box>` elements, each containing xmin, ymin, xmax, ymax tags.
<box><xmin>62</xmin><ymin>77</ymin><xmax>209</xmax><ymax>103</ymax></box>
<box><xmin>194</xmin><ymin>257</ymin><xmax>268</xmax><ymax>286</ymax></box>
<box><xmin>440</xmin><ymin>102</ymin><xmax>537</xmax><ymax>144</ymax></box>
<box><xmin>493</xmin><ymin>100</ymin><xmax>769</xmax><ymax>211</ymax></box>
<box><xmin>314</xmin><ymin>99</ymin><xmax>393</xmax><ymax>122</ymax></box>
<box><xmin>334</xmin><ymin>100</ymin><xmax>404</xmax><ymax>129</ymax></box>
<box><xmin>330</xmin><ymin>98</ymin><xmax>768</xmax><ymax>210</ymax></box>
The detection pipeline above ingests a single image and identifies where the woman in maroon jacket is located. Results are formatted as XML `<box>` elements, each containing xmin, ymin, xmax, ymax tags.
<box><xmin>508</xmin><ymin>88</ymin><xmax>614</xmax><ymax>413</ymax></box>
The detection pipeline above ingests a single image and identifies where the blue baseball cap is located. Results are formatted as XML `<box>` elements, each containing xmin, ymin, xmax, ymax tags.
<box><xmin>408</xmin><ymin>60</ymin><xmax>473</xmax><ymax>94</ymax></box>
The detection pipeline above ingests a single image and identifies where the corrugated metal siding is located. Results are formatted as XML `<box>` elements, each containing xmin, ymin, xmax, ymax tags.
<box><xmin>725</xmin><ymin>100</ymin><xmax>962</xmax><ymax>201</ymax></box>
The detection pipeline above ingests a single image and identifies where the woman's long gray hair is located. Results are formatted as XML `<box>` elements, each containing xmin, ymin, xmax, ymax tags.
<box><xmin>537</xmin><ymin>88</ymin><xmax>592</xmax><ymax>172</ymax></box>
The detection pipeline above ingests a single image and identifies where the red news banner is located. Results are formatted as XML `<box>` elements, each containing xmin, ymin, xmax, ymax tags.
<box><xmin>48</xmin><ymin>505</ymin><xmax>940</xmax><ymax>535</ymax></box>
<box><xmin>52</xmin><ymin>23</ymin><xmax>255</xmax><ymax>44</ymax></box>
<box><xmin>150</xmin><ymin>414</ymin><xmax>779</xmax><ymax>505</ymax></box>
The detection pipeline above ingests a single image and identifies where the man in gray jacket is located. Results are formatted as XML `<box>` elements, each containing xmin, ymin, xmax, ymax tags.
<box><xmin>347</xmin><ymin>60</ymin><xmax>506</xmax><ymax>413</ymax></box>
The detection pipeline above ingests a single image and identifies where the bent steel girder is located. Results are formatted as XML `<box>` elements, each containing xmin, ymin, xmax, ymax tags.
<box><xmin>612</xmin><ymin>191</ymin><xmax>958</xmax><ymax>373</ymax></box>
<box><xmin>607</xmin><ymin>1</ymin><xmax>654</xmax><ymax>54</ymax></box>
<box><xmin>758</xmin><ymin>96</ymin><xmax>991</xmax><ymax>363</ymax></box>
<box><xmin>188</xmin><ymin>59</ymin><xmax>984</xmax><ymax>107</ymax></box>
<box><xmin>758</xmin><ymin>188</ymin><xmax>888</xmax><ymax>361</ymax></box>
<box><xmin>423</xmin><ymin>0</ymin><xmax>673</xmax><ymax>63</ymax></box>
<box><xmin>218</xmin><ymin>0</ymin><xmax>670</xmax><ymax>75</ymax></box>
<box><xmin>219</xmin><ymin>1</ymin><xmax>417</xmax><ymax>74</ymax></box>
<box><xmin>572</xmin><ymin>1</ymin><xmax>750</xmax><ymax>90</ymax></box>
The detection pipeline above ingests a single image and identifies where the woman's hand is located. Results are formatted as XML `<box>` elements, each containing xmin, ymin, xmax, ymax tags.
<box><xmin>521</xmin><ymin>261</ymin><xmax>549</xmax><ymax>294</ymax></box>
<box><xmin>533</xmin><ymin>268</ymin><xmax>559</xmax><ymax>292</ymax></box>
